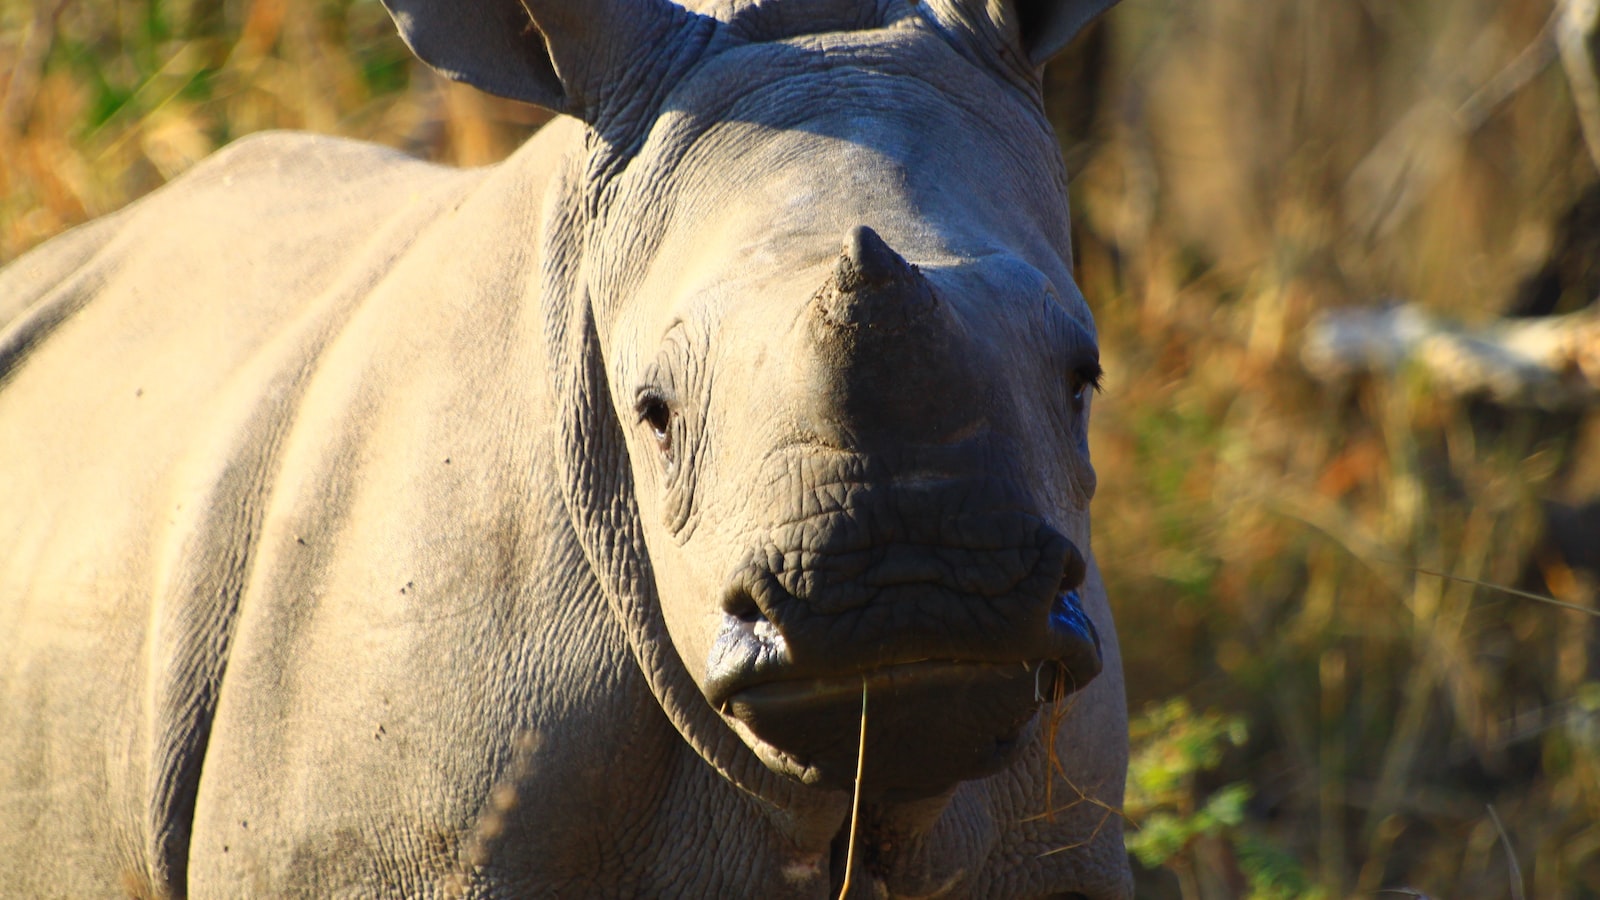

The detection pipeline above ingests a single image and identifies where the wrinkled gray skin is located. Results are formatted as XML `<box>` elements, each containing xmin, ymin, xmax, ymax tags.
<box><xmin>0</xmin><ymin>0</ymin><xmax>1129</xmax><ymax>896</ymax></box>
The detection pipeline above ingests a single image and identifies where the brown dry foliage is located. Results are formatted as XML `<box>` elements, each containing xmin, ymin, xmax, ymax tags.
<box><xmin>1070</xmin><ymin>0</ymin><xmax>1600</xmax><ymax>895</ymax></box>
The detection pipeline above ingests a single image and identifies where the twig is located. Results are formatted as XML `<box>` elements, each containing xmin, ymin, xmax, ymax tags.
<box><xmin>1042</xmin><ymin>666</ymin><xmax>1074</xmax><ymax>821</ymax></box>
<box><xmin>1457</xmin><ymin>9</ymin><xmax>1560</xmax><ymax>131</ymax></box>
<box><xmin>1411</xmin><ymin>566</ymin><xmax>1600</xmax><ymax>618</ymax></box>
<box><xmin>1559</xmin><ymin>0</ymin><xmax>1600</xmax><ymax>174</ymax></box>
<box><xmin>90</xmin><ymin>43</ymin><xmax>211</xmax><ymax>163</ymax></box>
<box><xmin>837</xmin><ymin>679</ymin><xmax>868</xmax><ymax>900</ymax></box>
<box><xmin>1486</xmin><ymin>804</ymin><xmax>1527</xmax><ymax>900</ymax></box>
<box><xmin>1267</xmin><ymin>494</ymin><xmax>1600</xmax><ymax>617</ymax></box>
<box><xmin>1</xmin><ymin>0</ymin><xmax>72</xmax><ymax>137</ymax></box>
<box><xmin>1036</xmin><ymin>806</ymin><xmax>1118</xmax><ymax>858</ymax></box>
<box><xmin>1347</xmin><ymin>6</ymin><xmax>1578</xmax><ymax>237</ymax></box>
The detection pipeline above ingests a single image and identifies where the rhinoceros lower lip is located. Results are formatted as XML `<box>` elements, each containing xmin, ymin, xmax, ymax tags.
<box><xmin>718</xmin><ymin>659</ymin><xmax>1053</xmax><ymax>797</ymax></box>
<box><xmin>721</xmin><ymin>659</ymin><xmax>1035</xmax><ymax>711</ymax></box>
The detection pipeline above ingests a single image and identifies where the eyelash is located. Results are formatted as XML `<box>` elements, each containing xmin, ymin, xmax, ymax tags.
<box><xmin>1071</xmin><ymin>362</ymin><xmax>1104</xmax><ymax>403</ymax></box>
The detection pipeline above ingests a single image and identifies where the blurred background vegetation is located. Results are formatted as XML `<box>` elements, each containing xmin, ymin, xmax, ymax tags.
<box><xmin>2</xmin><ymin>0</ymin><xmax>1598</xmax><ymax>896</ymax></box>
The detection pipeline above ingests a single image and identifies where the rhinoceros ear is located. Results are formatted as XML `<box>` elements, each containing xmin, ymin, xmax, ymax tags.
<box><xmin>381</xmin><ymin>0</ymin><xmax>709</xmax><ymax>120</ymax></box>
<box><xmin>1013</xmin><ymin>0</ymin><xmax>1120</xmax><ymax>67</ymax></box>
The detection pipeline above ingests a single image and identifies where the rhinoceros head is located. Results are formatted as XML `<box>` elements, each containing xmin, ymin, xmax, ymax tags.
<box><xmin>389</xmin><ymin>0</ymin><xmax>1120</xmax><ymax>806</ymax></box>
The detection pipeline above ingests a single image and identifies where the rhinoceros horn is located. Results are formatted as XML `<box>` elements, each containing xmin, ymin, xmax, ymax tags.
<box><xmin>815</xmin><ymin>225</ymin><xmax>936</xmax><ymax>335</ymax></box>
<box><xmin>808</xmin><ymin>227</ymin><xmax>997</xmax><ymax>449</ymax></box>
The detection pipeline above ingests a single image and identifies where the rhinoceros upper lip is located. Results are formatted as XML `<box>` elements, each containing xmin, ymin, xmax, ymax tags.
<box><xmin>704</xmin><ymin>583</ymin><xmax>1102</xmax><ymax>710</ymax></box>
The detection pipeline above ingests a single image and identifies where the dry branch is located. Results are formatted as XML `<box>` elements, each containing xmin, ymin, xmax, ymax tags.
<box><xmin>1</xmin><ymin>0</ymin><xmax>71</xmax><ymax>137</ymax></box>
<box><xmin>1301</xmin><ymin>303</ymin><xmax>1600</xmax><ymax>409</ymax></box>
<box><xmin>1560</xmin><ymin>0</ymin><xmax>1600</xmax><ymax>173</ymax></box>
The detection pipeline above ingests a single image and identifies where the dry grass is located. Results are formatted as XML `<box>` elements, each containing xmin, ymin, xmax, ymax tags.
<box><xmin>1074</xmin><ymin>0</ymin><xmax>1600</xmax><ymax>895</ymax></box>
<box><xmin>4</xmin><ymin>0</ymin><xmax>1599</xmax><ymax>896</ymax></box>
<box><xmin>0</xmin><ymin>0</ymin><xmax>548</xmax><ymax>264</ymax></box>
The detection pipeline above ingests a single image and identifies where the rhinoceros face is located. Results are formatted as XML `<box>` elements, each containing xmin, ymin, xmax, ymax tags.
<box><xmin>596</xmin><ymin>24</ymin><xmax>1107</xmax><ymax>800</ymax></box>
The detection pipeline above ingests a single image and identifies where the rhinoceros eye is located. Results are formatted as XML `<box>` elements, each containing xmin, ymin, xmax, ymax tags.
<box><xmin>1069</xmin><ymin>361</ymin><xmax>1104</xmax><ymax>414</ymax></box>
<box><xmin>636</xmin><ymin>394</ymin><xmax>674</xmax><ymax>456</ymax></box>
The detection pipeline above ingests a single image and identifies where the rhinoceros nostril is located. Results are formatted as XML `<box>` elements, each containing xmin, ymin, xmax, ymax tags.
<box><xmin>1050</xmin><ymin>543</ymin><xmax>1100</xmax><ymax>660</ymax></box>
<box><xmin>1058</xmin><ymin>541</ymin><xmax>1088</xmax><ymax>594</ymax></box>
<box><xmin>723</xmin><ymin>590</ymin><xmax>763</xmax><ymax>624</ymax></box>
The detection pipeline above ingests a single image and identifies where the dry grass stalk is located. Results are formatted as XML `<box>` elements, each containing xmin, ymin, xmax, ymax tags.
<box><xmin>1559</xmin><ymin>0</ymin><xmax>1600</xmax><ymax>173</ymax></box>
<box><xmin>836</xmin><ymin>679</ymin><xmax>867</xmax><ymax>900</ymax></box>
<box><xmin>1042</xmin><ymin>665</ymin><xmax>1074</xmax><ymax>822</ymax></box>
<box><xmin>1412</xmin><ymin>565</ymin><xmax>1600</xmax><ymax>618</ymax></box>
<box><xmin>1029</xmin><ymin>676</ymin><xmax>1127</xmax><ymax>858</ymax></box>
<box><xmin>1487</xmin><ymin>804</ymin><xmax>1528</xmax><ymax>900</ymax></box>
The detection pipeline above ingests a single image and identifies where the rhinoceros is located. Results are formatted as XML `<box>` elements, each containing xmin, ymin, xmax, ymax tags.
<box><xmin>0</xmin><ymin>0</ymin><xmax>1129</xmax><ymax>896</ymax></box>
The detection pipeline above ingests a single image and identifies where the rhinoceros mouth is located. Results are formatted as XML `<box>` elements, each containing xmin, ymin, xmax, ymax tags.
<box><xmin>703</xmin><ymin>573</ymin><xmax>1103</xmax><ymax>712</ymax></box>
<box><xmin>717</xmin><ymin>658</ymin><xmax>1059</xmax><ymax>798</ymax></box>
<box><xmin>726</xmin><ymin>657</ymin><xmax>1041</xmax><ymax>708</ymax></box>
<box><xmin>705</xmin><ymin>587</ymin><xmax>1101</xmax><ymax>798</ymax></box>
<box><xmin>699</xmin><ymin>473</ymin><xmax>1103</xmax><ymax>795</ymax></box>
